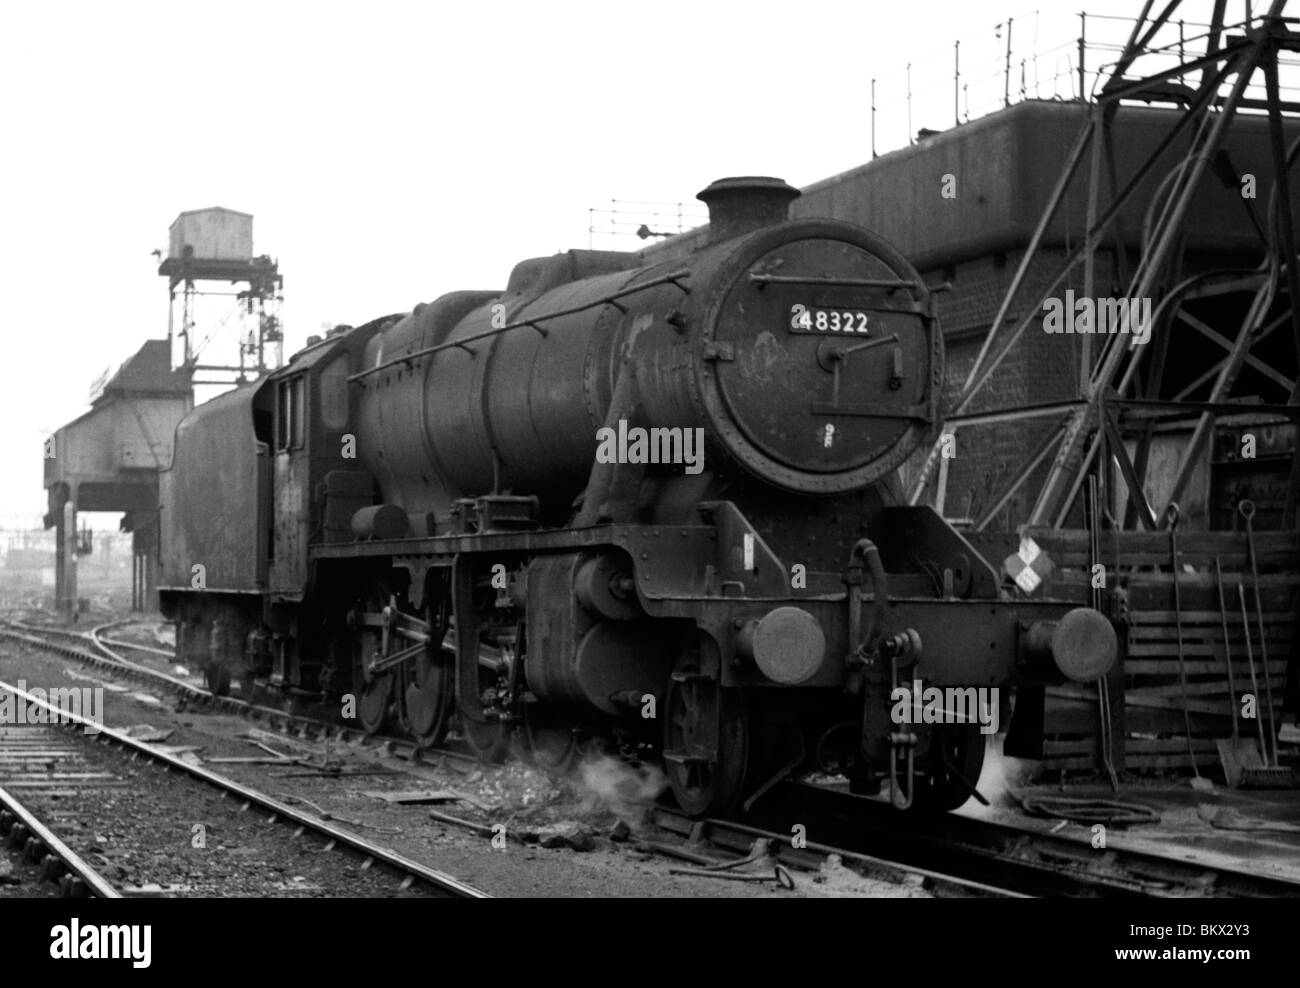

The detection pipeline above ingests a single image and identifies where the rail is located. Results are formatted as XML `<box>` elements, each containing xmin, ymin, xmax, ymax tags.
<box><xmin>0</xmin><ymin>620</ymin><xmax>478</xmax><ymax>776</ymax></box>
<box><xmin>0</xmin><ymin>784</ymin><xmax>121</xmax><ymax>898</ymax></box>
<box><xmin>0</xmin><ymin>677</ymin><xmax>489</xmax><ymax>898</ymax></box>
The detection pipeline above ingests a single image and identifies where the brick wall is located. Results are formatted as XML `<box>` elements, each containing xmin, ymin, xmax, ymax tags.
<box><xmin>905</xmin><ymin>247</ymin><xmax>1106</xmax><ymax>528</ymax></box>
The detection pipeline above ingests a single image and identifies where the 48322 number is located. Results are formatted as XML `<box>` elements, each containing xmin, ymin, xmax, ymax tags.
<box><xmin>789</xmin><ymin>304</ymin><xmax>869</xmax><ymax>334</ymax></box>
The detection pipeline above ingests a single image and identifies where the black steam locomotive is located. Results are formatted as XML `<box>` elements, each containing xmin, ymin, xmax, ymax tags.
<box><xmin>158</xmin><ymin>177</ymin><xmax>1115</xmax><ymax>815</ymax></box>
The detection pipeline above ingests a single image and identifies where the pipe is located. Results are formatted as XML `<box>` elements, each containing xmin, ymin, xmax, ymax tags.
<box><xmin>848</xmin><ymin>539</ymin><xmax>888</xmax><ymax>652</ymax></box>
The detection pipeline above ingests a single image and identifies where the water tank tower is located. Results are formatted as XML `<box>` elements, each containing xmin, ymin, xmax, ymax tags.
<box><xmin>159</xmin><ymin>207</ymin><xmax>283</xmax><ymax>386</ymax></box>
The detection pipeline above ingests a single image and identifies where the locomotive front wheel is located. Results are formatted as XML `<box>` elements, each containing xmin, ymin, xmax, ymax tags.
<box><xmin>912</xmin><ymin>721</ymin><xmax>987</xmax><ymax>812</ymax></box>
<box><xmin>404</xmin><ymin>647</ymin><xmax>454</xmax><ymax>745</ymax></box>
<box><xmin>663</xmin><ymin>663</ymin><xmax>749</xmax><ymax>817</ymax></box>
<box><xmin>358</xmin><ymin>673</ymin><xmax>393</xmax><ymax>736</ymax></box>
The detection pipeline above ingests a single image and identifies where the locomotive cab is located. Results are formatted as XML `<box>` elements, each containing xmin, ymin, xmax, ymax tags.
<box><xmin>255</xmin><ymin>322</ymin><xmax>390</xmax><ymax>693</ymax></box>
<box><xmin>160</xmin><ymin>321</ymin><xmax>388</xmax><ymax>698</ymax></box>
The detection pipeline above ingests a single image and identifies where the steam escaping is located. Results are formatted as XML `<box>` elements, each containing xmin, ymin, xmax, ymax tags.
<box><xmin>574</xmin><ymin>754</ymin><xmax>668</xmax><ymax>828</ymax></box>
<box><xmin>958</xmin><ymin>734</ymin><xmax>1039</xmax><ymax>817</ymax></box>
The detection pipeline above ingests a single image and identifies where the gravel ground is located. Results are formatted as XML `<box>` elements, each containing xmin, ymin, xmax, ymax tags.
<box><xmin>0</xmin><ymin>620</ymin><xmax>923</xmax><ymax>899</ymax></box>
<box><xmin>0</xmin><ymin>718</ymin><xmax>439</xmax><ymax>898</ymax></box>
<box><xmin>0</xmin><ymin>844</ymin><xmax>61</xmax><ymax>899</ymax></box>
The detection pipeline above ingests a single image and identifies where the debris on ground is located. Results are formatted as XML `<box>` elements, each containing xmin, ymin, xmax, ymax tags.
<box><xmin>123</xmin><ymin>724</ymin><xmax>174</xmax><ymax>743</ymax></box>
<box><xmin>363</xmin><ymin>789</ymin><xmax>496</xmax><ymax>811</ymax></box>
<box><xmin>1197</xmin><ymin>803</ymin><xmax>1300</xmax><ymax>833</ymax></box>
<box><xmin>535</xmin><ymin>822</ymin><xmax>597</xmax><ymax>852</ymax></box>
<box><xmin>154</xmin><ymin>745</ymin><xmax>204</xmax><ymax>766</ymax></box>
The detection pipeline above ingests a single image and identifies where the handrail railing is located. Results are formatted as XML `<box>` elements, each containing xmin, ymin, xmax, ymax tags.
<box><xmin>868</xmin><ymin>7</ymin><xmax>1300</xmax><ymax>160</ymax></box>
<box><xmin>348</xmin><ymin>269</ymin><xmax>691</xmax><ymax>383</ymax></box>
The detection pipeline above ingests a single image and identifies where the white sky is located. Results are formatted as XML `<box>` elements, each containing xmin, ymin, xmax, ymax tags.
<box><xmin>0</xmin><ymin>0</ymin><xmax>1165</xmax><ymax>524</ymax></box>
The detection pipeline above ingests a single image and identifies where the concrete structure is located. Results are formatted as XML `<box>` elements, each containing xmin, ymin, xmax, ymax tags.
<box><xmin>43</xmin><ymin>339</ymin><xmax>192</xmax><ymax>613</ymax></box>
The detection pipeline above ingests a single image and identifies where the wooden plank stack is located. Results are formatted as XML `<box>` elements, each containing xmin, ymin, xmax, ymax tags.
<box><xmin>1026</xmin><ymin>527</ymin><xmax>1297</xmax><ymax>774</ymax></box>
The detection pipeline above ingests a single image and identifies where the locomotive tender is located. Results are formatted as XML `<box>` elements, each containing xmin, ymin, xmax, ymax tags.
<box><xmin>158</xmin><ymin>177</ymin><xmax>1116</xmax><ymax>815</ymax></box>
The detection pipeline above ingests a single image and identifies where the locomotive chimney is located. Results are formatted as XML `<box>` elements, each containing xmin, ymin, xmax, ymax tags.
<box><xmin>697</xmin><ymin>176</ymin><xmax>800</xmax><ymax>243</ymax></box>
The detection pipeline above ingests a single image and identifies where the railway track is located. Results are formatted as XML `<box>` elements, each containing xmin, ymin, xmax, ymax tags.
<box><xmin>645</xmin><ymin>807</ymin><xmax>1027</xmax><ymax>897</ymax></box>
<box><xmin>739</xmin><ymin>781</ymin><xmax>1300</xmax><ymax>898</ymax></box>
<box><xmin>645</xmin><ymin>783</ymin><xmax>1300</xmax><ymax>898</ymax></box>
<box><xmin>7</xmin><ymin>614</ymin><xmax>1296</xmax><ymax>898</ymax></box>
<box><xmin>0</xmin><ymin>677</ymin><xmax>487</xmax><ymax>898</ymax></box>
<box><xmin>0</xmin><ymin>618</ymin><xmax>466</xmax><ymax>773</ymax></box>
<box><xmin>1</xmin><ymin>733</ymin><xmax>121</xmax><ymax>898</ymax></box>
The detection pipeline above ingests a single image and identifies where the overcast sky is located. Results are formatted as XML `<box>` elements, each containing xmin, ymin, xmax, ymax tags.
<box><xmin>0</xmin><ymin>0</ymin><xmax>1163</xmax><ymax>525</ymax></box>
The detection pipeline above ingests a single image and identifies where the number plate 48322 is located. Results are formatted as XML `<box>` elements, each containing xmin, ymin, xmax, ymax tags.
<box><xmin>788</xmin><ymin>304</ymin><xmax>870</xmax><ymax>335</ymax></box>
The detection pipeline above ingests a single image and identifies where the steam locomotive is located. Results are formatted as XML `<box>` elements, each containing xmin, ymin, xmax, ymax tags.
<box><xmin>158</xmin><ymin>177</ymin><xmax>1116</xmax><ymax>816</ymax></box>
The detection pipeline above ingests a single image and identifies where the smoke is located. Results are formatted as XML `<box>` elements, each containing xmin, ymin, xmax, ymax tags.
<box><xmin>574</xmin><ymin>753</ymin><xmax>668</xmax><ymax>827</ymax></box>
